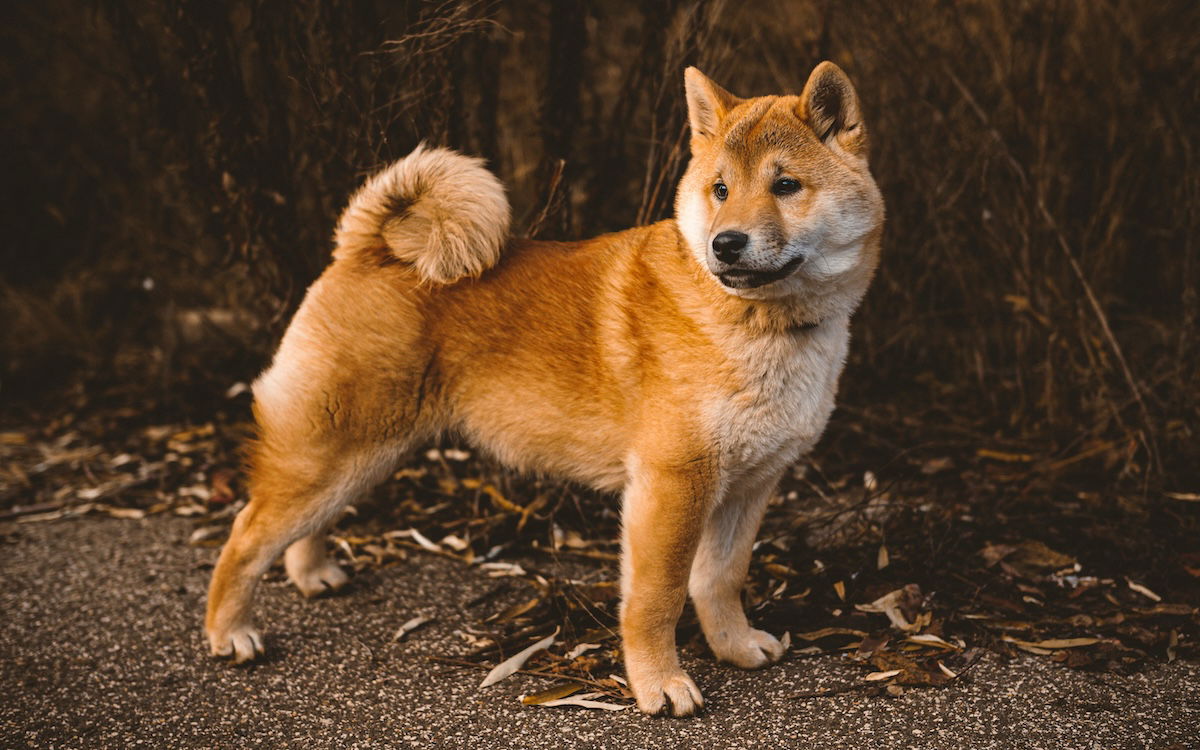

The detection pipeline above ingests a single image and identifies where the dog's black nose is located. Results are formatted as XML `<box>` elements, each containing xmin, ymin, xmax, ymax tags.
<box><xmin>712</xmin><ymin>231</ymin><xmax>748</xmax><ymax>263</ymax></box>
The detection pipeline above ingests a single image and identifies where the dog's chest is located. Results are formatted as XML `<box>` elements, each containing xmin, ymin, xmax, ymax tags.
<box><xmin>704</xmin><ymin>325</ymin><xmax>848</xmax><ymax>472</ymax></box>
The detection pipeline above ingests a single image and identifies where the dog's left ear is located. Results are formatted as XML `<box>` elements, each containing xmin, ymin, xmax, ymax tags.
<box><xmin>799</xmin><ymin>61</ymin><xmax>867</xmax><ymax>157</ymax></box>
<box><xmin>684</xmin><ymin>67</ymin><xmax>741</xmax><ymax>147</ymax></box>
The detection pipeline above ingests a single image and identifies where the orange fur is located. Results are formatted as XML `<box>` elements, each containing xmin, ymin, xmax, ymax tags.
<box><xmin>205</xmin><ymin>62</ymin><xmax>884</xmax><ymax>717</ymax></box>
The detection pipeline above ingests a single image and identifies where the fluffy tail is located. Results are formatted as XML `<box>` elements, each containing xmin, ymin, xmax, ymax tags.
<box><xmin>333</xmin><ymin>144</ymin><xmax>511</xmax><ymax>284</ymax></box>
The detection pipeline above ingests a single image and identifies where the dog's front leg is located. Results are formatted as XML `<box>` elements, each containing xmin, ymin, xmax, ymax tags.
<box><xmin>620</xmin><ymin>458</ymin><xmax>713</xmax><ymax>716</ymax></box>
<box><xmin>689</xmin><ymin>472</ymin><xmax>786</xmax><ymax>668</ymax></box>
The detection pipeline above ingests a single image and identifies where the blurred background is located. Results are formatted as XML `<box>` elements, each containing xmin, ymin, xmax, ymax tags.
<box><xmin>2</xmin><ymin>0</ymin><xmax>1197</xmax><ymax>491</ymax></box>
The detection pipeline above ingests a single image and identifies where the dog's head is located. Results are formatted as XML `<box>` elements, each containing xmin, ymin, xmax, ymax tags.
<box><xmin>675</xmin><ymin>63</ymin><xmax>884</xmax><ymax>302</ymax></box>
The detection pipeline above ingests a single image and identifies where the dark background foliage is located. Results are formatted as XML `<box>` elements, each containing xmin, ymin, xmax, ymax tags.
<box><xmin>2</xmin><ymin>0</ymin><xmax>1197</xmax><ymax>490</ymax></box>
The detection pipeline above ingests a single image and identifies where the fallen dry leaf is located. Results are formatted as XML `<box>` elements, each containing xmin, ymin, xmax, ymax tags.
<box><xmin>392</xmin><ymin>616</ymin><xmax>432</xmax><ymax>642</ymax></box>
<box><xmin>856</xmin><ymin>584</ymin><xmax>925</xmax><ymax>632</ymax></box>
<box><xmin>408</xmin><ymin>528</ymin><xmax>442</xmax><ymax>552</ymax></box>
<box><xmin>1008</xmin><ymin>541</ymin><xmax>1076</xmax><ymax>575</ymax></box>
<box><xmin>1126</xmin><ymin>579</ymin><xmax>1162</xmax><ymax>602</ymax></box>
<box><xmin>188</xmin><ymin>525</ymin><xmax>227</xmax><ymax>545</ymax></box>
<box><xmin>1003</xmin><ymin>636</ymin><xmax>1100</xmax><ymax>652</ymax></box>
<box><xmin>535</xmin><ymin>692</ymin><xmax>629</xmax><ymax>711</ymax></box>
<box><xmin>479</xmin><ymin>561</ymin><xmax>528</xmax><ymax>578</ymax></box>
<box><xmin>488</xmin><ymin>596</ymin><xmax>541</xmax><ymax>623</ymax></box>
<box><xmin>796</xmin><ymin>627</ymin><xmax>868</xmax><ymax>642</ymax></box>
<box><xmin>479</xmin><ymin>628</ymin><xmax>558</xmax><ymax>688</ymax></box>
<box><xmin>96</xmin><ymin>504</ymin><xmax>145</xmax><ymax>520</ymax></box>
<box><xmin>906</xmin><ymin>633</ymin><xmax>958</xmax><ymax>650</ymax></box>
<box><xmin>870</xmin><ymin>651</ymin><xmax>952</xmax><ymax>687</ymax></box>
<box><xmin>564</xmin><ymin>643</ymin><xmax>601</xmax><ymax>660</ymax></box>
<box><xmin>855</xmin><ymin>634</ymin><xmax>890</xmax><ymax>659</ymax></box>
<box><xmin>520</xmin><ymin>683</ymin><xmax>583</xmax><ymax>705</ymax></box>
<box><xmin>981</xmin><ymin>540</ymin><xmax>1076</xmax><ymax>579</ymax></box>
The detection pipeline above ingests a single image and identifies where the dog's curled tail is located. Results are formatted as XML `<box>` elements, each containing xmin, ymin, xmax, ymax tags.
<box><xmin>333</xmin><ymin>144</ymin><xmax>511</xmax><ymax>284</ymax></box>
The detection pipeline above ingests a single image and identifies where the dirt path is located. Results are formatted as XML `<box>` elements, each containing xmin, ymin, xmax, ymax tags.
<box><xmin>1</xmin><ymin>516</ymin><xmax>1196</xmax><ymax>749</ymax></box>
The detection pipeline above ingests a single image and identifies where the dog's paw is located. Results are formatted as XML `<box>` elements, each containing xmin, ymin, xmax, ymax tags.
<box><xmin>208</xmin><ymin>624</ymin><xmax>264</xmax><ymax>664</ymax></box>
<box><xmin>288</xmin><ymin>560</ymin><xmax>349</xmax><ymax>598</ymax></box>
<box><xmin>710</xmin><ymin>627</ymin><xmax>785</xmax><ymax>669</ymax></box>
<box><xmin>632</xmin><ymin>669</ymin><xmax>704</xmax><ymax>717</ymax></box>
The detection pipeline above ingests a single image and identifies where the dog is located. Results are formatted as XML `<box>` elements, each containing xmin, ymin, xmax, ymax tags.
<box><xmin>205</xmin><ymin>61</ymin><xmax>884</xmax><ymax>717</ymax></box>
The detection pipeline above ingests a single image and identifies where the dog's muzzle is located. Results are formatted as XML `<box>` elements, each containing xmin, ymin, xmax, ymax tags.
<box><xmin>715</xmin><ymin>253</ymin><xmax>807</xmax><ymax>289</ymax></box>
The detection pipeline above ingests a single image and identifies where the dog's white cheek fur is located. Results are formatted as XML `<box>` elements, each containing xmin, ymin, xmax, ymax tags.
<box><xmin>805</xmin><ymin>243</ymin><xmax>862</xmax><ymax>280</ymax></box>
<box><xmin>676</xmin><ymin>185</ymin><xmax>712</xmax><ymax>270</ymax></box>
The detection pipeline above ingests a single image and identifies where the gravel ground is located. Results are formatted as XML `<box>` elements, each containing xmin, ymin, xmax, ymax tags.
<box><xmin>1</xmin><ymin>516</ymin><xmax>1197</xmax><ymax>749</ymax></box>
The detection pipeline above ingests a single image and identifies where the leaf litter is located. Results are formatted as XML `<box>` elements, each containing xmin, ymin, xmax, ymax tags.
<box><xmin>3</xmin><ymin>394</ymin><xmax>1198</xmax><ymax>711</ymax></box>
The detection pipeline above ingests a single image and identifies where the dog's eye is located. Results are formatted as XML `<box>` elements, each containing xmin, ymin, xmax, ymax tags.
<box><xmin>771</xmin><ymin>178</ymin><xmax>801</xmax><ymax>196</ymax></box>
<box><xmin>713</xmin><ymin>182</ymin><xmax>728</xmax><ymax>201</ymax></box>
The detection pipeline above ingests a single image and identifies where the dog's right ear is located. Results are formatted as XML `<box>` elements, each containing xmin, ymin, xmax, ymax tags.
<box><xmin>684</xmin><ymin>67</ymin><xmax>741</xmax><ymax>146</ymax></box>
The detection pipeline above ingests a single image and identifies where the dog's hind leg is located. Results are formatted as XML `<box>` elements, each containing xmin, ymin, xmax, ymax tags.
<box><xmin>285</xmin><ymin>529</ymin><xmax>350</xmax><ymax>598</ymax></box>
<box><xmin>205</xmin><ymin>448</ymin><xmax>393</xmax><ymax>663</ymax></box>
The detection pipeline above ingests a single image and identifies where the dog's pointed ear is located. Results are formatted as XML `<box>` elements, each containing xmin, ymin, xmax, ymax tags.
<box><xmin>685</xmin><ymin>67</ymin><xmax>741</xmax><ymax>145</ymax></box>
<box><xmin>799</xmin><ymin>61</ymin><xmax>867</xmax><ymax>157</ymax></box>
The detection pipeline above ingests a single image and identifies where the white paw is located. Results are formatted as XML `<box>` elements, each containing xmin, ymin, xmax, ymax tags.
<box><xmin>710</xmin><ymin>627</ymin><xmax>785</xmax><ymax>669</ymax></box>
<box><xmin>288</xmin><ymin>560</ymin><xmax>349</xmax><ymax>598</ymax></box>
<box><xmin>208</xmin><ymin>624</ymin><xmax>264</xmax><ymax>664</ymax></box>
<box><xmin>632</xmin><ymin>669</ymin><xmax>704</xmax><ymax>717</ymax></box>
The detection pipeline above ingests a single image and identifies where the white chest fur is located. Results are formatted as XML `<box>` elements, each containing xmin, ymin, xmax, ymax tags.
<box><xmin>703</xmin><ymin>320</ymin><xmax>850</xmax><ymax>479</ymax></box>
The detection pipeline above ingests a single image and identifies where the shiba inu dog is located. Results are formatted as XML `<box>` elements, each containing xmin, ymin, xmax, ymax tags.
<box><xmin>205</xmin><ymin>61</ymin><xmax>884</xmax><ymax>716</ymax></box>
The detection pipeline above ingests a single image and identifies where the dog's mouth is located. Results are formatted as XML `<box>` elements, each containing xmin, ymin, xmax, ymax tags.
<box><xmin>716</xmin><ymin>254</ymin><xmax>806</xmax><ymax>289</ymax></box>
